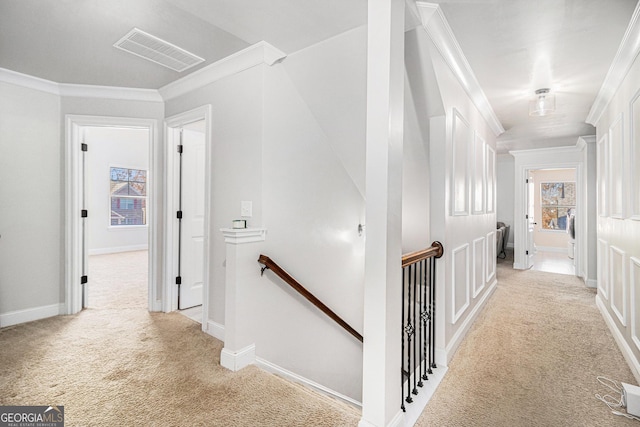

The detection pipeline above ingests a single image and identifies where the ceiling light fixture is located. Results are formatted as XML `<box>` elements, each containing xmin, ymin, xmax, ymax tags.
<box><xmin>529</xmin><ymin>88</ymin><xmax>555</xmax><ymax>116</ymax></box>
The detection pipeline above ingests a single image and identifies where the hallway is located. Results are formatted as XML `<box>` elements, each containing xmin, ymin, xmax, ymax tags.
<box><xmin>416</xmin><ymin>249</ymin><xmax>636</xmax><ymax>426</ymax></box>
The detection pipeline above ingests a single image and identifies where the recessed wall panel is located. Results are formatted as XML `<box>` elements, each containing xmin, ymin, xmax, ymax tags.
<box><xmin>631</xmin><ymin>91</ymin><xmax>640</xmax><ymax>220</ymax></box>
<box><xmin>610</xmin><ymin>246</ymin><xmax>626</xmax><ymax>326</ymax></box>
<box><xmin>486</xmin><ymin>145</ymin><xmax>496</xmax><ymax>213</ymax></box>
<box><xmin>452</xmin><ymin>243</ymin><xmax>470</xmax><ymax>323</ymax></box>
<box><xmin>609</xmin><ymin>115</ymin><xmax>625</xmax><ymax>218</ymax></box>
<box><xmin>472</xmin><ymin>237</ymin><xmax>485</xmax><ymax>298</ymax></box>
<box><xmin>597</xmin><ymin>239</ymin><xmax>609</xmax><ymax>300</ymax></box>
<box><xmin>472</xmin><ymin>133</ymin><xmax>485</xmax><ymax>214</ymax></box>
<box><xmin>452</xmin><ymin>109</ymin><xmax>471</xmax><ymax>216</ymax></box>
<box><xmin>597</xmin><ymin>135</ymin><xmax>608</xmax><ymax>217</ymax></box>
<box><xmin>631</xmin><ymin>257</ymin><xmax>640</xmax><ymax>352</ymax></box>
<box><xmin>486</xmin><ymin>231</ymin><xmax>496</xmax><ymax>282</ymax></box>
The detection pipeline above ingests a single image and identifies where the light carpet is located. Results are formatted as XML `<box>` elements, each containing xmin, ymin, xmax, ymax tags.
<box><xmin>416</xmin><ymin>250</ymin><xmax>638</xmax><ymax>427</ymax></box>
<box><xmin>0</xmin><ymin>251</ymin><xmax>360</xmax><ymax>426</ymax></box>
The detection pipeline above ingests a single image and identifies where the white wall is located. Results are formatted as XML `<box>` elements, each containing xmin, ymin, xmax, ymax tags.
<box><xmin>496</xmin><ymin>153</ymin><xmax>515</xmax><ymax>246</ymax></box>
<box><xmin>594</xmin><ymin>35</ymin><xmax>640</xmax><ymax>378</ymax></box>
<box><xmin>0</xmin><ymin>82</ymin><xmax>61</xmax><ymax>324</ymax></box>
<box><xmin>413</xmin><ymin>28</ymin><xmax>498</xmax><ymax>363</ymax></box>
<box><xmin>164</xmin><ymin>28</ymin><xmax>368</xmax><ymax>401</ymax></box>
<box><xmin>85</xmin><ymin>127</ymin><xmax>149</xmax><ymax>254</ymax></box>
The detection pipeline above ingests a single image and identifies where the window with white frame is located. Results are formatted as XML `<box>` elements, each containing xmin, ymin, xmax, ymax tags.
<box><xmin>110</xmin><ymin>167</ymin><xmax>147</xmax><ymax>226</ymax></box>
<box><xmin>540</xmin><ymin>181</ymin><xmax>575</xmax><ymax>231</ymax></box>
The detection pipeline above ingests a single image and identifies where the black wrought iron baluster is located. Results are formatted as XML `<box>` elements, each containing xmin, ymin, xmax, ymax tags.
<box><xmin>401</xmin><ymin>267</ymin><xmax>406</xmax><ymax>412</ymax></box>
<box><xmin>412</xmin><ymin>263</ymin><xmax>418</xmax><ymax>396</ymax></box>
<box><xmin>430</xmin><ymin>256</ymin><xmax>436</xmax><ymax>372</ymax></box>
<box><xmin>405</xmin><ymin>264</ymin><xmax>413</xmax><ymax>404</ymax></box>
<box><xmin>417</xmin><ymin>259</ymin><xmax>424</xmax><ymax>388</ymax></box>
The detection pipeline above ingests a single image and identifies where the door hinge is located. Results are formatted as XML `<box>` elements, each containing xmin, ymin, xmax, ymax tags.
<box><xmin>81</xmin><ymin>209</ymin><xmax>88</xmax><ymax>218</ymax></box>
<box><xmin>176</xmin><ymin>276</ymin><xmax>182</xmax><ymax>285</ymax></box>
<box><xmin>176</xmin><ymin>210</ymin><xmax>183</xmax><ymax>219</ymax></box>
<box><xmin>525</xmin><ymin>214</ymin><xmax>529</xmax><ymax>219</ymax></box>
<box><xmin>526</xmin><ymin>250</ymin><xmax>529</xmax><ymax>255</ymax></box>
<box><xmin>81</xmin><ymin>275</ymin><xmax>88</xmax><ymax>284</ymax></box>
<box><xmin>81</xmin><ymin>143</ymin><xmax>88</xmax><ymax>152</ymax></box>
<box><xmin>177</xmin><ymin>144</ymin><xmax>183</xmax><ymax>153</ymax></box>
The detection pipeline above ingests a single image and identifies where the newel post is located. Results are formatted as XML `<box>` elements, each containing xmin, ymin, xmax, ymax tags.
<box><xmin>219</xmin><ymin>227</ymin><xmax>266</xmax><ymax>371</ymax></box>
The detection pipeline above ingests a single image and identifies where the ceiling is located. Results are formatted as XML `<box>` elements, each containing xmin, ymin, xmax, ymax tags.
<box><xmin>0</xmin><ymin>0</ymin><xmax>637</xmax><ymax>152</ymax></box>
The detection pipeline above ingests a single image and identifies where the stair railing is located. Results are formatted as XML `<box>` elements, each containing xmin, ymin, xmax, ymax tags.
<box><xmin>401</xmin><ymin>241</ymin><xmax>443</xmax><ymax>411</ymax></box>
<box><xmin>258</xmin><ymin>255</ymin><xmax>363</xmax><ymax>342</ymax></box>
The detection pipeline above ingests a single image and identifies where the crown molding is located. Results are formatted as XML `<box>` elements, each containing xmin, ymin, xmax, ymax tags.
<box><xmin>586</xmin><ymin>1</ymin><xmax>640</xmax><ymax>126</ymax></box>
<box><xmin>0</xmin><ymin>67</ymin><xmax>60</xmax><ymax>95</ymax></box>
<box><xmin>416</xmin><ymin>2</ymin><xmax>505</xmax><ymax>137</ymax></box>
<box><xmin>59</xmin><ymin>83</ymin><xmax>162</xmax><ymax>102</ymax></box>
<box><xmin>159</xmin><ymin>41</ymin><xmax>287</xmax><ymax>101</ymax></box>
<box><xmin>0</xmin><ymin>67</ymin><xmax>163</xmax><ymax>102</ymax></box>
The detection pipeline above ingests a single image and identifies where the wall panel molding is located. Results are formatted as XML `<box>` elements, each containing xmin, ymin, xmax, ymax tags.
<box><xmin>631</xmin><ymin>257</ymin><xmax>640</xmax><ymax>352</ymax></box>
<box><xmin>631</xmin><ymin>89</ymin><xmax>640</xmax><ymax>220</ymax></box>
<box><xmin>472</xmin><ymin>133</ymin><xmax>486</xmax><ymax>215</ymax></box>
<box><xmin>472</xmin><ymin>237</ymin><xmax>486</xmax><ymax>298</ymax></box>
<box><xmin>609</xmin><ymin>114</ymin><xmax>625</xmax><ymax>218</ymax></box>
<box><xmin>610</xmin><ymin>245</ymin><xmax>627</xmax><ymax>326</ymax></box>
<box><xmin>598</xmin><ymin>239</ymin><xmax>610</xmax><ymax>300</ymax></box>
<box><xmin>486</xmin><ymin>145</ymin><xmax>496</xmax><ymax>213</ymax></box>
<box><xmin>451</xmin><ymin>243</ymin><xmax>470</xmax><ymax>324</ymax></box>
<box><xmin>597</xmin><ymin>134</ymin><xmax>609</xmax><ymax>217</ymax></box>
<box><xmin>486</xmin><ymin>231</ymin><xmax>496</xmax><ymax>282</ymax></box>
<box><xmin>451</xmin><ymin>109</ymin><xmax>471</xmax><ymax>216</ymax></box>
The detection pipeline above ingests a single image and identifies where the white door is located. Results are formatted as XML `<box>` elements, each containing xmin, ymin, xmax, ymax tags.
<box><xmin>178</xmin><ymin>127</ymin><xmax>205</xmax><ymax>309</ymax></box>
<box><xmin>526</xmin><ymin>174</ymin><xmax>535</xmax><ymax>269</ymax></box>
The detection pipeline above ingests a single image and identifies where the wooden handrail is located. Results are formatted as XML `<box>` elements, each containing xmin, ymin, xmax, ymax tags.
<box><xmin>401</xmin><ymin>241</ymin><xmax>444</xmax><ymax>268</ymax></box>
<box><xmin>258</xmin><ymin>255</ymin><xmax>363</xmax><ymax>343</ymax></box>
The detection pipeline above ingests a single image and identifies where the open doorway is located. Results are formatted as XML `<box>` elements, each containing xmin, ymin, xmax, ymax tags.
<box><xmin>164</xmin><ymin>105</ymin><xmax>212</xmax><ymax>329</ymax></box>
<box><xmin>526</xmin><ymin>168</ymin><xmax>577</xmax><ymax>276</ymax></box>
<box><xmin>65</xmin><ymin>115</ymin><xmax>158</xmax><ymax>315</ymax></box>
<box><xmin>85</xmin><ymin>126</ymin><xmax>150</xmax><ymax>309</ymax></box>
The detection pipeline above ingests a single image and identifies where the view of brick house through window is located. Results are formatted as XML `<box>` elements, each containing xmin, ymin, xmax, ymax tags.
<box><xmin>540</xmin><ymin>181</ymin><xmax>575</xmax><ymax>231</ymax></box>
<box><xmin>110</xmin><ymin>167</ymin><xmax>147</xmax><ymax>226</ymax></box>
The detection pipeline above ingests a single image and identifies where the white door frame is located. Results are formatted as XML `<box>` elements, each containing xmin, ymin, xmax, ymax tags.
<box><xmin>511</xmin><ymin>144</ymin><xmax>586</xmax><ymax>278</ymax></box>
<box><xmin>65</xmin><ymin>115</ymin><xmax>159</xmax><ymax>314</ymax></box>
<box><xmin>164</xmin><ymin>105</ymin><xmax>212</xmax><ymax>327</ymax></box>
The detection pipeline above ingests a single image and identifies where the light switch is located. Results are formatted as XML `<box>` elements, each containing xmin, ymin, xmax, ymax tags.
<box><xmin>241</xmin><ymin>201</ymin><xmax>252</xmax><ymax>218</ymax></box>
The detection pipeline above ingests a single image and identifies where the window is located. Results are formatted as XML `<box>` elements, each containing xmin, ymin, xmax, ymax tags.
<box><xmin>110</xmin><ymin>167</ymin><xmax>147</xmax><ymax>226</ymax></box>
<box><xmin>540</xmin><ymin>182</ymin><xmax>575</xmax><ymax>231</ymax></box>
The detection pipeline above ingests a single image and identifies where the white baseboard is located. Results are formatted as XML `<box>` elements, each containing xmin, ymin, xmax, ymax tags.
<box><xmin>435</xmin><ymin>348</ymin><xmax>448</xmax><ymax>367</ymax></box>
<box><xmin>596</xmin><ymin>295</ymin><xmax>640</xmax><ymax>385</ymax></box>
<box><xmin>0</xmin><ymin>303</ymin><xmax>62</xmax><ymax>328</ymax></box>
<box><xmin>586</xmin><ymin>278</ymin><xmax>597</xmax><ymax>289</ymax></box>
<box><xmin>206</xmin><ymin>320</ymin><xmax>225</xmax><ymax>341</ymax></box>
<box><xmin>255</xmin><ymin>356</ymin><xmax>362</xmax><ymax>409</ymax></box>
<box><xmin>358</xmin><ymin>411</ymin><xmax>406</xmax><ymax>427</ymax></box>
<box><xmin>507</xmin><ymin>242</ymin><xmax>514</xmax><ymax>249</ymax></box>
<box><xmin>220</xmin><ymin>344</ymin><xmax>255</xmax><ymax>372</ymax></box>
<box><xmin>445</xmin><ymin>279</ymin><xmax>497</xmax><ymax>363</ymax></box>
<box><xmin>89</xmin><ymin>244</ymin><xmax>148</xmax><ymax>255</ymax></box>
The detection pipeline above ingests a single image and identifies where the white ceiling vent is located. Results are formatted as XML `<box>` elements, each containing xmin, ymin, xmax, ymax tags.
<box><xmin>114</xmin><ymin>28</ymin><xmax>205</xmax><ymax>72</ymax></box>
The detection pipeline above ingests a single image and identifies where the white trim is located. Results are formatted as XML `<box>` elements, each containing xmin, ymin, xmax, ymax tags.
<box><xmin>586</xmin><ymin>279</ymin><xmax>597</xmax><ymax>289</ymax></box>
<box><xmin>472</xmin><ymin>236</ymin><xmax>486</xmax><ymax>298</ymax></box>
<box><xmin>400</xmin><ymin>364</ymin><xmax>448</xmax><ymax>427</ymax></box>
<box><xmin>445</xmin><ymin>278</ymin><xmax>497</xmax><ymax>363</ymax></box>
<box><xmin>88</xmin><ymin>244</ymin><xmax>149</xmax><ymax>256</ymax></box>
<box><xmin>164</xmin><ymin>105</ymin><xmax>213</xmax><ymax>324</ymax></box>
<box><xmin>415</xmin><ymin>3</ymin><xmax>504</xmax><ymax>136</ymax></box>
<box><xmin>598</xmin><ymin>239</ymin><xmax>610</xmax><ymax>300</ymax></box>
<box><xmin>507</xmin><ymin>242</ymin><xmax>514</xmax><ymax>249</ymax></box>
<box><xmin>630</xmin><ymin>89</ymin><xmax>640</xmax><ymax>220</ymax></box>
<box><xmin>586</xmin><ymin>1</ymin><xmax>640</xmax><ymax>125</ymax></box>
<box><xmin>206</xmin><ymin>320</ymin><xmax>225</xmax><ymax>341</ymax></box>
<box><xmin>597</xmin><ymin>295</ymin><xmax>640</xmax><ymax>385</ymax></box>
<box><xmin>486</xmin><ymin>231</ymin><xmax>496</xmax><ymax>282</ymax></box>
<box><xmin>0</xmin><ymin>67</ymin><xmax>163</xmax><ymax>102</ymax></box>
<box><xmin>0</xmin><ymin>67</ymin><xmax>59</xmax><ymax>95</ymax></box>
<box><xmin>451</xmin><ymin>109</ymin><xmax>471</xmax><ymax>216</ymax></box>
<box><xmin>451</xmin><ymin>243</ymin><xmax>470</xmax><ymax>324</ymax></box>
<box><xmin>159</xmin><ymin>41</ymin><xmax>286</xmax><ymax>101</ymax></box>
<box><xmin>256</xmin><ymin>357</ymin><xmax>362</xmax><ymax>409</ymax></box>
<box><xmin>0</xmin><ymin>303</ymin><xmax>62</xmax><ymax>328</ymax></box>
<box><xmin>630</xmin><ymin>257</ymin><xmax>640</xmax><ymax>353</ymax></box>
<box><xmin>609</xmin><ymin>113</ymin><xmax>625</xmax><ymax>219</ymax></box>
<box><xmin>59</xmin><ymin>83</ymin><xmax>162</xmax><ymax>102</ymax></box>
<box><xmin>65</xmin><ymin>115</ymin><xmax>159</xmax><ymax>315</ymax></box>
<box><xmin>221</xmin><ymin>344</ymin><xmax>256</xmax><ymax>372</ymax></box>
<box><xmin>610</xmin><ymin>245</ymin><xmax>627</xmax><ymax>326</ymax></box>
<box><xmin>220</xmin><ymin>228</ymin><xmax>267</xmax><ymax>244</ymax></box>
